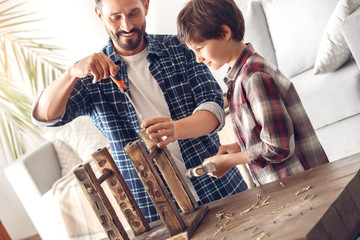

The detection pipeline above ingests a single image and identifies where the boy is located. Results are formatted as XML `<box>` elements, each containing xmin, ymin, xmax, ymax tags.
<box><xmin>177</xmin><ymin>0</ymin><xmax>329</xmax><ymax>186</ymax></box>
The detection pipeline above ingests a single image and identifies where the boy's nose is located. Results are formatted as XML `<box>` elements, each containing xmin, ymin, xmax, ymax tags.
<box><xmin>196</xmin><ymin>54</ymin><xmax>205</xmax><ymax>63</ymax></box>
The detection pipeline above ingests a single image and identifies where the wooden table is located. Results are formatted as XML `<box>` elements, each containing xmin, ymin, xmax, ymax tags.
<box><xmin>188</xmin><ymin>153</ymin><xmax>360</xmax><ymax>240</ymax></box>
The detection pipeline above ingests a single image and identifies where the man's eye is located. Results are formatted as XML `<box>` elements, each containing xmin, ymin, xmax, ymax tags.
<box><xmin>110</xmin><ymin>15</ymin><xmax>121</xmax><ymax>21</ymax></box>
<box><xmin>129</xmin><ymin>10</ymin><xmax>141</xmax><ymax>17</ymax></box>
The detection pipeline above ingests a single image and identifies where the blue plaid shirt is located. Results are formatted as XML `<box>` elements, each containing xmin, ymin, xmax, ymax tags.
<box><xmin>38</xmin><ymin>34</ymin><xmax>248</xmax><ymax>222</ymax></box>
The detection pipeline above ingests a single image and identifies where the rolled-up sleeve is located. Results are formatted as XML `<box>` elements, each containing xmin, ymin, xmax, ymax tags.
<box><xmin>31</xmin><ymin>91</ymin><xmax>63</xmax><ymax>127</ymax></box>
<box><xmin>193</xmin><ymin>101</ymin><xmax>225</xmax><ymax>133</ymax></box>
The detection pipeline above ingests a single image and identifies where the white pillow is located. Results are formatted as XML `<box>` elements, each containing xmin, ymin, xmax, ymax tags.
<box><xmin>262</xmin><ymin>0</ymin><xmax>338</xmax><ymax>78</ymax></box>
<box><xmin>242</xmin><ymin>0</ymin><xmax>277</xmax><ymax>67</ymax></box>
<box><xmin>342</xmin><ymin>7</ymin><xmax>360</xmax><ymax>70</ymax></box>
<box><xmin>52</xmin><ymin>138</ymin><xmax>82</xmax><ymax>176</ymax></box>
<box><xmin>314</xmin><ymin>0</ymin><xmax>360</xmax><ymax>74</ymax></box>
<box><xmin>44</xmin><ymin>116</ymin><xmax>109</xmax><ymax>162</ymax></box>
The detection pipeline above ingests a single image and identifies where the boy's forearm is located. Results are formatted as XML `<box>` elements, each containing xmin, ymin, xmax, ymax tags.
<box><xmin>175</xmin><ymin>110</ymin><xmax>219</xmax><ymax>139</ymax></box>
<box><xmin>34</xmin><ymin>68</ymin><xmax>79</xmax><ymax>121</ymax></box>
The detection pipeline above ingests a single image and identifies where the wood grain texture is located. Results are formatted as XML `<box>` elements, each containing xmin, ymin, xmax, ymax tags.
<box><xmin>92</xmin><ymin>147</ymin><xmax>150</xmax><ymax>236</ymax></box>
<box><xmin>124</xmin><ymin>140</ymin><xmax>186</xmax><ymax>236</ymax></box>
<box><xmin>189</xmin><ymin>153</ymin><xmax>360</xmax><ymax>240</ymax></box>
<box><xmin>139</xmin><ymin>129</ymin><xmax>198</xmax><ymax>213</ymax></box>
<box><xmin>73</xmin><ymin>163</ymin><xmax>129</xmax><ymax>240</ymax></box>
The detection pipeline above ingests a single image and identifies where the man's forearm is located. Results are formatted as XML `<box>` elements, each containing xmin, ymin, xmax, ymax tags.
<box><xmin>34</xmin><ymin>69</ymin><xmax>79</xmax><ymax>121</ymax></box>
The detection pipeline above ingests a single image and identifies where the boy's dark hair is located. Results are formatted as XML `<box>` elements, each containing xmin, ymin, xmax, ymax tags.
<box><xmin>177</xmin><ymin>0</ymin><xmax>245</xmax><ymax>44</ymax></box>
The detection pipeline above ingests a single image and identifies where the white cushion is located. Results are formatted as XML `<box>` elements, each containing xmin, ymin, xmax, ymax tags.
<box><xmin>44</xmin><ymin>116</ymin><xmax>109</xmax><ymax>163</ymax></box>
<box><xmin>261</xmin><ymin>0</ymin><xmax>338</xmax><ymax>78</ymax></box>
<box><xmin>52</xmin><ymin>138</ymin><xmax>82</xmax><ymax>176</ymax></box>
<box><xmin>316</xmin><ymin>113</ymin><xmax>360</xmax><ymax>162</ymax></box>
<box><xmin>292</xmin><ymin>58</ymin><xmax>360</xmax><ymax>130</ymax></box>
<box><xmin>34</xmin><ymin>191</ymin><xmax>68</xmax><ymax>240</ymax></box>
<box><xmin>342</xmin><ymin>7</ymin><xmax>360</xmax><ymax>70</ymax></box>
<box><xmin>314</xmin><ymin>0</ymin><xmax>360</xmax><ymax>74</ymax></box>
<box><xmin>242</xmin><ymin>0</ymin><xmax>277</xmax><ymax>67</ymax></box>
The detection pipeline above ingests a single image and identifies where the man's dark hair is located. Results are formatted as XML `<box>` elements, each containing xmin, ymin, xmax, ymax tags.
<box><xmin>177</xmin><ymin>0</ymin><xmax>245</xmax><ymax>44</ymax></box>
<box><xmin>95</xmin><ymin>0</ymin><xmax>146</xmax><ymax>12</ymax></box>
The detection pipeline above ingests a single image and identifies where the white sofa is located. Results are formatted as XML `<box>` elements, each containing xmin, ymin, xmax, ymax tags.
<box><xmin>5</xmin><ymin>0</ymin><xmax>360</xmax><ymax>239</ymax></box>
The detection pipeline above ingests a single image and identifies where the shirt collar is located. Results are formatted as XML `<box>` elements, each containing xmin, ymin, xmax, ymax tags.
<box><xmin>224</xmin><ymin>43</ymin><xmax>255</xmax><ymax>88</ymax></box>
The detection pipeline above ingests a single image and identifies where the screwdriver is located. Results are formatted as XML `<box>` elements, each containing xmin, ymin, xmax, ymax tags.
<box><xmin>110</xmin><ymin>75</ymin><xmax>144</xmax><ymax>123</ymax></box>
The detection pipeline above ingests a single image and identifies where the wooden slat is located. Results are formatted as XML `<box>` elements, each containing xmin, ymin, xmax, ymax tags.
<box><xmin>139</xmin><ymin>129</ymin><xmax>198</xmax><ymax>213</ymax></box>
<box><xmin>91</xmin><ymin>147</ymin><xmax>150</xmax><ymax>236</ymax></box>
<box><xmin>124</xmin><ymin>140</ymin><xmax>186</xmax><ymax>236</ymax></box>
<box><xmin>73</xmin><ymin>163</ymin><xmax>129</xmax><ymax>240</ymax></box>
<box><xmin>132</xmin><ymin>205</ymin><xmax>209</xmax><ymax>240</ymax></box>
<box><xmin>0</xmin><ymin>220</ymin><xmax>11</xmax><ymax>240</ymax></box>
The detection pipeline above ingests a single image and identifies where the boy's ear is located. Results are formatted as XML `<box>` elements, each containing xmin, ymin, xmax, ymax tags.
<box><xmin>95</xmin><ymin>8</ymin><xmax>102</xmax><ymax>19</ymax></box>
<box><xmin>220</xmin><ymin>25</ymin><xmax>232</xmax><ymax>41</ymax></box>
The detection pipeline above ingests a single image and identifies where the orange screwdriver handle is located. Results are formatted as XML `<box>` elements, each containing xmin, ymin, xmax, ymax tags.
<box><xmin>110</xmin><ymin>75</ymin><xmax>127</xmax><ymax>91</ymax></box>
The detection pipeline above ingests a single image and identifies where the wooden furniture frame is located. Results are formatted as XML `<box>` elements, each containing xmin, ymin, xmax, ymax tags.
<box><xmin>74</xmin><ymin>130</ymin><xmax>207</xmax><ymax>240</ymax></box>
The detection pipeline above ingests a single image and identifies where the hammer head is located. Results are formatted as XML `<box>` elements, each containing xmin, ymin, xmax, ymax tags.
<box><xmin>185</xmin><ymin>162</ymin><xmax>216</xmax><ymax>178</ymax></box>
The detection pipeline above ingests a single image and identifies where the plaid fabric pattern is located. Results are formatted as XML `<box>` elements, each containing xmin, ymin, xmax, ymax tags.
<box><xmin>225</xmin><ymin>44</ymin><xmax>328</xmax><ymax>186</ymax></box>
<box><xmin>51</xmin><ymin>34</ymin><xmax>247</xmax><ymax>222</ymax></box>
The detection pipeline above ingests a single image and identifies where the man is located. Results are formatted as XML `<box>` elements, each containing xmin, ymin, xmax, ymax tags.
<box><xmin>33</xmin><ymin>0</ymin><xmax>247</xmax><ymax>222</ymax></box>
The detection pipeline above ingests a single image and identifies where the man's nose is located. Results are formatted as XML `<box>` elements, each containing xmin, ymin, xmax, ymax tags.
<box><xmin>121</xmin><ymin>16</ymin><xmax>133</xmax><ymax>32</ymax></box>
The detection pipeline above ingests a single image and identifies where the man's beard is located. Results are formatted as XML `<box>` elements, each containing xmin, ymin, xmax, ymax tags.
<box><xmin>111</xmin><ymin>26</ymin><xmax>145</xmax><ymax>51</ymax></box>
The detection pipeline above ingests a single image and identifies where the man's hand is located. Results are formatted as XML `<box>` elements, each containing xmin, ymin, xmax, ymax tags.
<box><xmin>70</xmin><ymin>52</ymin><xmax>120</xmax><ymax>83</ymax></box>
<box><xmin>141</xmin><ymin>116</ymin><xmax>178</xmax><ymax>148</ymax></box>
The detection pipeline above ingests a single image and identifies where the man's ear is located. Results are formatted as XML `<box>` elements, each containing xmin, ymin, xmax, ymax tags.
<box><xmin>95</xmin><ymin>8</ymin><xmax>102</xmax><ymax>19</ymax></box>
<box><xmin>220</xmin><ymin>25</ymin><xmax>232</xmax><ymax>41</ymax></box>
<box><xmin>144</xmin><ymin>0</ymin><xmax>150</xmax><ymax>16</ymax></box>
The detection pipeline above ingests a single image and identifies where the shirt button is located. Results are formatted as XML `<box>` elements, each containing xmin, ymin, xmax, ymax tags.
<box><xmin>129</xmin><ymin>104</ymin><xmax>132</xmax><ymax>108</ymax></box>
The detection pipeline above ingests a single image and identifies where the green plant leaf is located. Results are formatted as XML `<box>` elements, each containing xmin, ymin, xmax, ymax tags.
<box><xmin>0</xmin><ymin>1</ymin><xmax>67</xmax><ymax>163</ymax></box>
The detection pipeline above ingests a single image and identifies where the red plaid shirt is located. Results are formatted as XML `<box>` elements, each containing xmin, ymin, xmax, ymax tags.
<box><xmin>225</xmin><ymin>44</ymin><xmax>328</xmax><ymax>186</ymax></box>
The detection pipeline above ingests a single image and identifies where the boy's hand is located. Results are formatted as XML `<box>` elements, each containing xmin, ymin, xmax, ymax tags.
<box><xmin>204</xmin><ymin>154</ymin><xmax>235</xmax><ymax>178</ymax></box>
<box><xmin>217</xmin><ymin>142</ymin><xmax>241</xmax><ymax>155</ymax></box>
<box><xmin>141</xmin><ymin>116</ymin><xmax>178</xmax><ymax>148</ymax></box>
<box><xmin>204</xmin><ymin>143</ymin><xmax>247</xmax><ymax>178</ymax></box>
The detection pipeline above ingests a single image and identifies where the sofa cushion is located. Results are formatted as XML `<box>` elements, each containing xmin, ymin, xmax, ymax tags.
<box><xmin>44</xmin><ymin>116</ymin><xmax>109</xmax><ymax>163</ymax></box>
<box><xmin>242</xmin><ymin>0</ymin><xmax>277</xmax><ymax>67</ymax></box>
<box><xmin>52</xmin><ymin>139</ymin><xmax>82</xmax><ymax>176</ymax></box>
<box><xmin>21</xmin><ymin>141</ymin><xmax>62</xmax><ymax>195</ymax></box>
<box><xmin>291</xmin><ymin>58</ymin><xmax>360</xmax><ymax>130</ymax></box>
<box><xmin>342</xmin><ymin>7</ymin><xmax>360</xmax><ymax>70</ymax></box>
<box><xmin>261</xmin><ymin>0</ymin><xmax>338</xmax><ymax>78</ymax></box>
<box><xmin>314</xmin><ymin>0</ymin><xmax>360</xmax><ymax>74</ymax></box>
